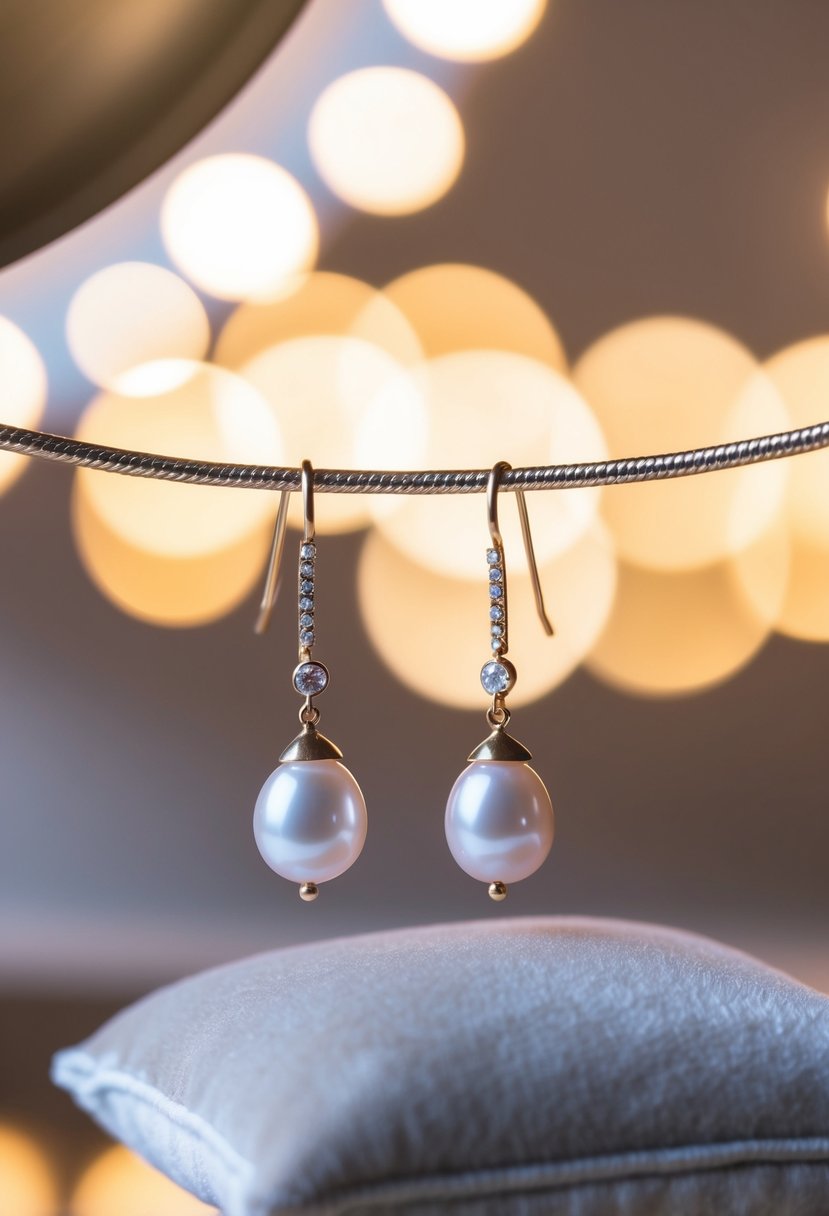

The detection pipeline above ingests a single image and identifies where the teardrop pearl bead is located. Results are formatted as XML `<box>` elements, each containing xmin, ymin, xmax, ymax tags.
<box><xmin>445</xmin><ymin>760</ymin><xmax>554</xmax><ymax>884</ymax></box>
<box><xmin>254</xmin><ymin>760</ymin><xmax>367</xmax><ymax>884</ymax></box>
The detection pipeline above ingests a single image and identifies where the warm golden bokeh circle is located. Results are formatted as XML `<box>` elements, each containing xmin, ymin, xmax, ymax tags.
<box><xmin>372</xmin><ymin>350</ymin><xmax>606</xmax><ymax>578</ymax></box>
<box><xmin>775</xmin><ymin>537</ymin><xmax>829</xmax><ymax>642</ymax></box>
<box><xmin>0</xmin><ymin>316</ymin><xmax>48</xmax><ymax>495</ymax></box>
<box><xmin>308</xmin><ymin>68</ymin><xmax>464</xmax><ymax>215</ymax></box>
<box><xmin>378</xmin><ymin>263</ymin><xmax>566</xmax><ymax>369</ymax></box>
<box><xmin>72</xmin><ymin>486</ymin><xmax>271</xmax><ymax>627</ymax></box>
<box><xmin>573</xmin><ymin>316</ymin><xmax>790</xmax><ymax>571</ymax></box>
<box><xmin>240</xmin><ymin>335</ymin><xmax>427</xmax><ymax>533</ymax></box>
<box><xmin>586</xmin><ymin>522</ymin><xmax>789</xmax><ymax>696</ymax></box>
<box><xmin>0</xmin><ymin>1124</ymin><xmax>58</xmax><ymax>1216</ymax></box>
<box><xmin>383</xmin><ymin>0</ymin><xmax>547</xmax><ymax>61</ymax></box>
<box><xmin>161</xmin><ymin>154</ymin><xmax>318</xmax><ymax>301</ymax></box>
<box><xmin>71</xmin><ymin>1145</ymin><xmax>215</xmax><ymax>1216</ymax></box>
<box><xmin>215</xmin><ymin>271</ymin><xmax>422</xmax><ymax>371</ymax></box>
<box><xmin>66</xmin><ymin>262</ymin><xmax>210</xmax><ymax>394</ymax></box>
<box><xmin>762</xmin><ymin>337</ymin><xmax>829</xmax><ymax>640</ymax></box>
<box><xmin>75</xmin><ymin>361</ymin><xmax>282</xmax><ymax>557</ymax></box>
<box><xmin>359</xmin><ymin>523</ymin><xmax>616</xmax><ymax>709</ymax></box>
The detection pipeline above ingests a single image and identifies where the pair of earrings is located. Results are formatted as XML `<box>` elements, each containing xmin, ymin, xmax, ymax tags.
<box><xmin>252</xmin><ymin>460</ymin><xmax>555</xmax><ymax>902</ymax></box>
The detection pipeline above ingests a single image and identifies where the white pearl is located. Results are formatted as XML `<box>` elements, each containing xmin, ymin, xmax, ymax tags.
<box><xmin>445</xmin><ymin>760</ymin><xmax>554</xmax><ymax>884</ymax></box>
<box><xmin>254</xmin><ymin>760</ymin><xmax>367</xmax><ymax>884</ymax></box>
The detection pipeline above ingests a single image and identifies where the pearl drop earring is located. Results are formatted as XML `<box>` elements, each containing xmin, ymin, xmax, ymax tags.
<box><xmin>253</xmin><ymin>460</ymin><xmax>367</xmax><ymax>901</ymax></box>
<box><xmin>445</xmin><ymin>461</ymin><xmax>555</xmax><ymax>901</ymax></box>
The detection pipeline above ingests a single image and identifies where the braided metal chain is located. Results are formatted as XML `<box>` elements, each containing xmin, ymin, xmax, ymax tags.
<box><xmin>1</xmin><ymin>420</ymin><xmax>828</xmax><ymax>493</ymax></box>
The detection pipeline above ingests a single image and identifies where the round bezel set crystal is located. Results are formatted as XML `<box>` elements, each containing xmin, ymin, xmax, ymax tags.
<box><xmin>293</xmin><ymin>660</ymin><xmax>329</xmax><ymax>697</ymax></box>
<box><xmin>480</xmin><ymin>658</ymin><xmax>516</xmax><ymax>696</ymax></box>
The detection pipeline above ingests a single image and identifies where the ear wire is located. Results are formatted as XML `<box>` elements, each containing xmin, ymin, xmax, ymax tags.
<box><xmin>488</xmin><ymin>460</ymin><xmax>553</xmax><ymax>637</ymax></box>
<box><xmin>254</xmin><ymin>488</ymin><xmax>290</xmax><ymax>636</ymax></box>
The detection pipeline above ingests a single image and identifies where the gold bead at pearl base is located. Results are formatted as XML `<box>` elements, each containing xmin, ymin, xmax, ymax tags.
<box><xmin>299</xmin><ymin>881</ymin><xmax>319</xmax><ymax>902</ymax></box>
<box><xmin>488</xmin><ymin>881</ymin><xmax>508</xmax><ymax>902</ymax></box>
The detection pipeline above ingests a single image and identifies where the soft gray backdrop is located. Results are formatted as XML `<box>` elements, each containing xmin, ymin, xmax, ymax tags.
<box><xmin>1</xmin><ymin>0</ymin><xmax>827</xmax><ymax>995</ymax></box>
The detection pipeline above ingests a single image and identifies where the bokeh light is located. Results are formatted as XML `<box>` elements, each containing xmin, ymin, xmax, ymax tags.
<box><xmin>372</xmin><ymin>350</ymin><xmax>606</xmax><ymax>579</ymax></box>
<box><xmin>573</xmin><ymin>317</ymin><xmax>790</xmax><ymax>571</ymax></box>
<box><xmin>359</xmin><ymin>524</ymin><xmax>616</xmax><ymax>709</ymax></box>
<box><xmin>762</xmin><ymin>337</ymin><xmax>829</xmax><ymax>641</ymax></box>
<box><xmin>66</xmin><ymin>262</ymin><xmax>210</xmax><ymax>394</ymax></box>
<box><xmin>308</xmin><ymin>68</ymin><xmax>464</xmax><ymax>215</ymax></box>
<box><xmin>0</xmin><ymin>1125</ymin><xmax>58</xmax><ymax>1216</ymax></box>
<box><xmin>72</xmin><ymin>1145</ymin><xmax>214</xmax><ymax>1216</ymax></box>
<box><xmin>215</xmin><ymin>271</ymin><xmax>422</xmax><ymax>370</ymax></box>
<box><xmin>764</xmin><ymin>339</ymin><xmax>829</xmax><ymax>536</ymax></box>
<box><xmin>75</xmin><ymin>360</ymin><xmax>282</xmax><ymax>557</ymax></box>
<box><xmin>73</xmin><ymin>487</ymin><xmax>271</xmax><ymax>627</ymax></box>
<box><xmin>586</xmin><ymin>523</ymin><xmax>789</xmax><ymax>696</ymax></box>
<box><xmin>240</xmin><ymin>336</ymin><xmax>427</xmax><ymax>532</ymax></box>
<box><xmin>377</xmin><ymin>263</ymin><xmax>566</xmax><ymax>369</ymax></box>
<box><xmin>383</xmin><ymin>0</ymin><xmax>546</xmax><ymax>62</ymax></box>
<box><xmin>0</xmin><ymin>316</ymin><xmax>48</xmax><ymax>495</ymax></box>
<box><xmin>161</xmin><ymin>155</ymin><xmax>318</xmax><ymax>301</ymax></box>
<box><xmin>776</xmin><ymin>537</ymin><xmax>829</xmax><ymax>642</ymax></box>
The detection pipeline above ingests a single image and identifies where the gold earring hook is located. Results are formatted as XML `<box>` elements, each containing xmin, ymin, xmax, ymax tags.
<box><xmin>487</xmin><ymin>461</ymin><xmax>553</xmax><ymax>637</ymax></box>
<box><xmin>254</xmin><ymin>489</ymin><xmax>290</xmax><ymax>636</ymax></box>
<box><xmin>487</xmin><ymin>460</ymin><xmax>509</xmax><ymax>549</ymax></box>
<box><xmin>301</xmin><ymin>458</ymin><xmax>315</xmax><ymax>543</ymax></box>
<box><xmin>254</xmin><ymin>460</ymin><xmax>316</xmax><ymax>635</ymax></box>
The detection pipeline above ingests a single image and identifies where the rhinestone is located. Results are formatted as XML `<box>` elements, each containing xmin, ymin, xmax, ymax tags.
<box><xmin>293</xmin><ymin>661</ymin><xmax>329</xmax><ymax>696</ymax></box>
<box><xmin>301</xmin><ymin>579</ymin><xmax>314</xmax><ymax>595</ymax></box>
<box><xmin>486</xmin><ymin>548</ymin><xmax>500</xmax><ymax>564</ymax></box>
<box><xmin>481</xmin><ymin>660</ymin><xmax>514</xmax><ymax>695</ymax></box>
<box><xmin>300</xmin><ymin>613</ymin><xmax>314</xmax><ymax>628</ymax></box>
<box><xmin>300</xmin><ymin>596</ymin><xmax>314</xmax><ymax>611</ymax></box>
<box><xmin>300</xmin><ymin>561</ymin><xmax>315</xmax><ymax>577</ymax></box>
<box><xmin>492</xmin><ymin>640</ymin><xmax>505</xmax><ymax>654</ymax></box>
<box><xmin>489</xmin><ymin>567</ymin><xmax>503</xmax><ymax>582</ymax></box>
<box><xmin>300</xmin><ymin>629</ymin><xmax>315</xmax><ymax>647</ymax></box>
<box><xmin>489</xmin><ymin>584</ymin><xmax>502</xmax><ymax>600</ymax></box>
<box><xmin>300</xmin><ymin>542</ymin><xmax>316</xmax><ymax>560</ymax></box>
<box><xmin>490</xmin><ymin>605</ymin><xmax>504</xmax><ymax>621</ymax></box>
<box><xmin>491</xmin><ymin>623</ymin><xmax>504</xmax><ymax>637</ymax></box>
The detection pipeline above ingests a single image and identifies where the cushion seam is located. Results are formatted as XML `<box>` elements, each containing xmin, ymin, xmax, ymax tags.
<box><xmin>52</xmin><ymin>1051</ymin><xmax>254</xmax><ymax>1186</ymax></box>
<box><xmin>54</xmin><ymin>1054</ymin><xmax>829</xmax><ymax>1214</ymax></box>
<box><xmin>265</xmin><ymin>1138</ymin><xmax>829</xmax><ymax>1215</ymax></box>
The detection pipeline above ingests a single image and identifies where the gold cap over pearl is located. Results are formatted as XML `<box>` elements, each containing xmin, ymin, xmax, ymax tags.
<box><xmin>279</xmin><ymin>723</ymin><xmax>344</xmax><ymax>763</ymax></box>
<box><xmin>488</xmin><ymin>881</ymin><xmax>508</xmax><ymax>901</ymax></box>
<box><xmin>468</xmin><ymin>726</ymin><xmax>532</xmax><ymax>763</ymax></box>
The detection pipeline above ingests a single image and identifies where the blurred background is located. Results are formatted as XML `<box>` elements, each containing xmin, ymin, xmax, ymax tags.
<box><xmin>1</xmin><ymin>0</ymin><xmax>829</xmax><ymax>1210</ymax></box>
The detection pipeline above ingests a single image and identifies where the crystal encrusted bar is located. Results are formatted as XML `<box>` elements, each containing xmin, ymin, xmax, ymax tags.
<box><xmin>298</xmin><ymin>540</ymin><xmax>316</xmax><ymax>653</ymax></box>
<box><xmin>486</xmin><ymin>545</ymin><xmax>507</xmax><ymax>656</ymax></box>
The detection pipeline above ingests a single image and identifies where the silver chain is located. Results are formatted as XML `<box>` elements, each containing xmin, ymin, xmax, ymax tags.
<box><xmin>1</xmin><ymin>420</ymin><xmax>828</xmax><ymax>493</ymax></box>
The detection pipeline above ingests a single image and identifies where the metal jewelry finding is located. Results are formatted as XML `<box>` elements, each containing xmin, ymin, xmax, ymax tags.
<box><xmin>251</xmin><ymin>459</ymin><xmax>368</xmax><ymax>900</ymax></box>
<box><xmin>444</xmin><ymin>461</ymin><xmax>556</xmax><ymax>902</ymax></box>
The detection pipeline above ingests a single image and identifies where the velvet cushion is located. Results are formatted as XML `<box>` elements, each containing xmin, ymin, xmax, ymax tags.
<box><xmin>52</xmin><ymin>917</ymin><xmax>829</xmax><ymax>1215</ymax></box>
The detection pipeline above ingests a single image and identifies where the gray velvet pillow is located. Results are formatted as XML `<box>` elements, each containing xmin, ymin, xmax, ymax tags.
<box><xmin>52</xmin><ymin>917</ymin><xmax>829</xmax><ymax>1215</ymax></box>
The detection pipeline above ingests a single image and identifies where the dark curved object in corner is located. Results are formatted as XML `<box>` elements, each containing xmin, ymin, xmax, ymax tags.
<box><xmin>0</xmin><ymin>0</ymin><xmax>309</xmax><ymax>270</ymax></box>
